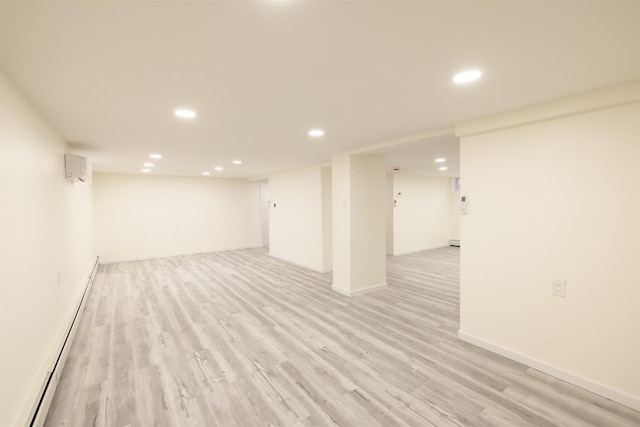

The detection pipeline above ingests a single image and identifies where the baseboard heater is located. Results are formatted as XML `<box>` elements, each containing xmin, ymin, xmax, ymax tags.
<box><xmin>27</xmin><ymin>256</ymin><xmax>100</xmax><ymax>427</ymax></box>
<box><xmin>449</xmin><ymin>239</ymin><xmax>461</xmax><ymax>247</ymax></box>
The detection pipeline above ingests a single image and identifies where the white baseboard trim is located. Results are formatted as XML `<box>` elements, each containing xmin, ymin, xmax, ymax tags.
<box><xmin>332</xmin><ymin>282</ymin><xmax>388</xmax><ymax>297</ymax></box>
<box><xmin>269</xmin><ymin>252</ymin><xmax>332</xmax><ymax>273</ymax></box>
<box><xmin>393</xmin><ymin>243</ymin><xmax>449</xmax><ymax>256</ymax></box>
<box><xmin>29</xmin><ymin>256</ymin><xmax>100</xmax><ymax>426</ymax></box>
<box><xmin>458</xmin><ymin>330</ymin><xmax>640</xmax><ymax>412</ymax></box>
<box><xmin>100</xmin><ymin>245</ymin><xmax>263</xmax><ymax>264</ymax></box>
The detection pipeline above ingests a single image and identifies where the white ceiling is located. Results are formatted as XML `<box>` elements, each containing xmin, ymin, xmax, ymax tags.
<box><xmin>374</xmin><ymin>134</ymin><xmax>460</xmax><ymax>177</ymax></box>
<box><xmin>1</xmin><ymin>0</ymin><xmax>638</xmax><ymax>179</ymax></box>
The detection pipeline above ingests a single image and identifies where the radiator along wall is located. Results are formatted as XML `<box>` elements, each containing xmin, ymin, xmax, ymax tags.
<box><xmin>93</xmin><ymin>173</ymin><xmax>262</xmax><ymax>262</ymax></box>
<box><xmin>0</xmin><ymin>72</ymin><xmax>95</xmax><ymax>426</ymax></box>
<box><xmin>457</xmin><ymin>81</ymin><xmax>640</xmax><ymax>410</ymax></box>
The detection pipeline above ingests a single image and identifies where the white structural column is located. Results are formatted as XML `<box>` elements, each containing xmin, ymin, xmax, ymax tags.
<box><xmin>331</xmin><ymin>153</ymin><xmax>387</xmax><ymax>297</ymax></box>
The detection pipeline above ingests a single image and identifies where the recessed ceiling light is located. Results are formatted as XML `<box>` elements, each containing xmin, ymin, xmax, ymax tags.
<box><xmin>214</xmin><ymin>166</ymin><xmax>223</xmax><ymax>171</ymax></box>
<box><xmin>144</xmin><ymin>162</ymin><xmax>154</xmax><ymax>167</ymax></box>
<box><xmin>435</xmin><ymin>158</ymin><xmax>446</xmax><ymax>163</ymax></box>
<box><xmin>232</xmin><ymin>160</ymin><xmax>242</xmax><ymax>165</ymax></box>
<box><xmin>150</xmin><ymin>153</ymin><xmax>162</xmax><ymax>159</ymax></box>
<box><xmin>453</xmin><ymin>69</ymin><xmax>482</xmax><ymax>84</ymax></box>
<box><xmin>174</xmin><ymin>109</ymin><xmax>196</xmax><ymax>119</ymax></box>
<box><xmin>309</xmin><ymin>129</ymin><xmax>324</xmax><ymax>137</ymax></box>
<box><xmin>439</xmin><ymin>166</ymin><xmax>448</xmax><ymax>171</ymax></box>
<box><xmin>141</xmin><ymin>169</ymin><xmax>151</xmax><ymax>173</ymax></box>
<box><xmin>202</xmin><ymin>171</ymin><xmax>210</xmax><ymax>176</ymax></box>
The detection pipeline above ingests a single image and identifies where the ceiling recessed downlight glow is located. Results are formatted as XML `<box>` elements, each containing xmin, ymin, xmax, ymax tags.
<box><xmin>202</xmin><ymin>171</ymin><xmax>210</xmax><ymax>176</ymax></box>
<box><xmin>439</xmin><ymin>166</ymin><xmax>448</xmax><ymax>171</ymax></box>
<box><xmin>214</xmin><ymin>166</ymin><xmax>223</xmax><ymax>171</ymax></box>
<box><xmin>309</xmin><ymin>129</ymin><xmax>324</xmax><ymax>137</ymax></box>
<box><xmin>174</xmin><ymin>109</ymin><xmax>197</xmax><ymax>119</ymax></box>
<box><xmin>150</xmin><ymin>153</ymin><xmax>162</xmax><ymax>159</ymax></box>
<box><xmin>232</xmin><ymin>160</ymin><xmax>242</xmax><ymax>165</ymax></box>
<box><xmin>435</xmin><ymin>158</ymin><xmax>446</xmax><ymax>163</ymax></box>
<box><xmin>141</xmin><ymin>169</ymin><xmax>151</xmax><ymax>173</ymax></box>
<box><xmin>144</xmin><ymin>162</ymin><xmax>154</xmax><ymax>167</ymax></box>
<box><xmin>453</xmin><ymin>70</ymin><xmax>482</xmax><ymax>84</ymax></box>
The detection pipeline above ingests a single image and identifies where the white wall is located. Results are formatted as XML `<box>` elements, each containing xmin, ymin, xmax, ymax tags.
<box><xmin>93</xmin><ymin>173</ymin><xmax>261</xmax><ymax>262</ymax></box>
<box><xmin>260</xmin><ymin>179</ymin><xmax>270</xmax><ymax>246</ymax></box>
<box><xmin>332</xmin><ymin>153</ymin><xmax>351</xmax><ymax>286</ymax></box>
<box><xmin>0</xmin><ymin>73</ymin><xmax>94</xmax><ymax>426</ymax></box>
<box><xmin>389</xmin><ymin>174</ymin><xmax>452</xmax><ymax>255</ymax></box>
<box><xmin>458</xmin><ymin>83</ymin><xmax>640</xmax><ymax>409</ymax></box>
<box><xmin>349</xmin><ymin>155</ymin><xmax>387</xmax><ymax>291</ymax></box>
<box><xmin>268</xmin><ymin>165</ymin><xmax>332</xmax><ymax>272</ymax></box>
<box><xmin>449</xmin><ymin>178</ymin><xmax>461</xmax><ymax>241</ymax></box>
<box><xmin>332</xmin><ymin>153</ymin><xmax>387</xmax><ymax>295</ymax></box>
<box><xmin>321</xmin><ymin>167</ymin><xmax>333</xmax><ymax>271</ymax></box>
<box><xmin>386</xmin><ymin>174</ymin><xmax>394</xmax><ymax>254</ymax></box>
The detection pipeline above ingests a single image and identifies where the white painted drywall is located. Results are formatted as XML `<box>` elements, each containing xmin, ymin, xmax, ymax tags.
<box><xmin>449</xmin><ymin>178</ymin><xmax>461</xmax><ymax>241</ymax></box>
<box><xmin>332</xmin><ymin>153</ymin><xmax>351</xmax><ymax>287</ymax></box>
<box><xmin>321</xmin><ymin>167</ymin><xmax>333</xmax><ymax>272</ymax></box>
<box><xmin>93</xmin><ymin>173</ymin><xmax>261</xmax><ymax>262</ymax></box>
<box><xmin>386</xmin><ymin>174</ymin><xmax>395</xmax><ymax>255</ymax></box>
<box><xmin>260</xmin><ymin>179</ymin><xmax>270</xmax><ymax>246</ymax></box>
<box><xmin>459</xmin><ymin>92</ymin><xmax>640</xmax><ymax>404</ymax></box>
<box><xmin>390</xmin><ymin>174</ymin><xmax>451</xmax><ymax>255</ymax></box>
<box><xmin>349</xmin><ymin>155</ymin><xmax>387</xmax><ymax>291</ymax></box>
<box><xmin>268</xmin><ymin>165</ymin><xmax>332</xmax><ymax>272</ymax></box>
<box><xmin>332</xmin><ymin>154</ymin><xmax>387</xmax><ymax>295</ymax></box>
<box><xmin>0</xmin><ymin>72</ymin><xmax>94</xmax><ymax>426</ymax></box>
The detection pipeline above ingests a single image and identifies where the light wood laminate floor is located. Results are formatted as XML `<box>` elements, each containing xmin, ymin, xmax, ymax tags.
<box><xmin>45</xmin><ymin>247</ymin><xmax>640</xmax><ymax>426</ymax></box>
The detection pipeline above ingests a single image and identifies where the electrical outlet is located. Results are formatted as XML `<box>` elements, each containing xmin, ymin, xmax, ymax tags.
<box><xmin>551</xmin><ymin>279</ymin><xmax>566</xmax><ymax>297</ymax></box>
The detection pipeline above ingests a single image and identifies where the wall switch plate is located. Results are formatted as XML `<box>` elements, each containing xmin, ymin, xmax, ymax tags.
<box><xmin>552</xmin><ymin>279</ymin><xmax>566</xmax><ymax>297</ymax></box>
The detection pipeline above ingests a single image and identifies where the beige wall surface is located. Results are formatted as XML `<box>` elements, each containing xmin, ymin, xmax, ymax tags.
<box><xmin>459</xmin><ymin>97</ymin><xmax>640</xmax><ymax>404</ymax></box>
<box><xmin>0</xmin><ymin>73</ymin><xmax>94</xmax><ymax>426</ymax></box>
<box><xmin>348</xmin><ymin>154</ymin><xmax>387</xmax><ymax>292</ymax></box>
<box><xmin>268</xmin><ymin>165</ymin><xmax>331</xmax><ymax>272</ymax></box>
<box><xmin>93</xmin><ymin>173</ymin><xmax>261</xmax><ymax>262</ymax></box>
<box><xmin>449</xmin><ymin>178</ymin><xmax>461</xmax><ymax>241</ymax></box>
<box><xmin>386</xmin><ymin>174</ymin><xmax>395</xmax><ymax>254</ymax></box>
<box><xmin>321</xmin><ymin>167</ymin><xmax>333</xmax><ymax>272</ymax></box>
<box><xmin>390</xmin><ymin>174</ymin><xmax>452</xmax><ymax>255</ymax></box>
<box><xmin>332</xmin><ymin>153</ymin><xmax>352</xmax><ymax>288</ymax></box>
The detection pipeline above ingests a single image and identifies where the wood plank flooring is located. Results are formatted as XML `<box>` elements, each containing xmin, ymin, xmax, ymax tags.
<box><xmin>44</xmin><ymin>247</ymin><xmax>640</xmax><ymax>426</ymax></box>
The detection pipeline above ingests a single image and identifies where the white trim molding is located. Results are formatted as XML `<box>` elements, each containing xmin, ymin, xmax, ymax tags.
<box><xmin>458</xmin><ymin>330</ymin><xmax>640</xmax><ymax>412</ymax></box>
<box><xmin>331</xmin><ymin>282</ymin><xmax>388</xmax><ymax>297</ymax></box>
<box><xmin>29</xmin><ymin>256</ymin><xmax>100</xmax><ymax>426</ymax></box>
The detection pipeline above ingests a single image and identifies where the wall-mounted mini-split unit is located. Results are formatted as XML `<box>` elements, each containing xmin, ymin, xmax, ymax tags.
<box><xmin>64</xmin><ymin>154</ymin><xmax>91</xmax><ymax>182</ymax></box>
<box><xmin>449</xmin><ymin>239</ymin><xmax>461</xmax><ymax>247</ymax></box>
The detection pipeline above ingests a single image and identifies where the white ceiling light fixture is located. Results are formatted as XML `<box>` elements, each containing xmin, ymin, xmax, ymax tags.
<box><xmin>141</xmin><ymin>169</ymin><xmax>151</xmax><ymax>173</ymax></box>
<box><xmin>439</xmin><ymin>166</ymin><xmax>448</xmax><ymax>171</ymax></box>
<box><xmin>309</xmin><ymin>129</ymin><xmax>324</xmax><ymax>137</ymax></box>
<box><xmin>150</xmin><ymin>153</ymin><xmax>162</xmax><ymax>159</ymax></box>
<box><xmin>202</xmin><ymin>171</ymin><xmax>210</xmax><ymax>176</ymax></box>
<box><xmin>214</xmin><ymin>166</ymin><xmax>223</xmax><ymax>171</ymax></box>
<box><xmin>435</xmin><ymin>158</ymin><xmax>446</xmax><ymax>163</ymax></box>
<box><xmin>452</xmin><ymin>69</ymin><xmax>482</xmax><ymax>84</ymax></box>
<box><xmin>174</xmin><ymin>109</ymin><xmax>197</xmax><ymax>119</ymax></box>
<box><xmin>144</xmin><ymin>162</ymin><xmax>154</xmax><ymax>167</ymax></box>
<box><xmin>232</xmin><ymin>160</ymin><xmax>242</xmax><ymax>165</ymax></box>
